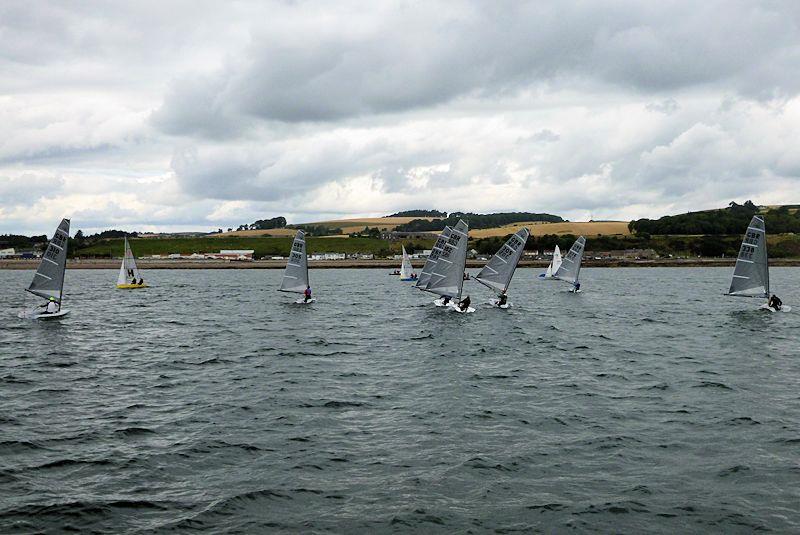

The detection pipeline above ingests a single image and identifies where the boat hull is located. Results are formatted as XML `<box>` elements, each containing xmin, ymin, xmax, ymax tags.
<box><xmin>117</xmin><ymin>284</ymin><xmax>148</xmax><ymax>289</ymax></box>
<box><xmin>35</xmin><ymin>309</ymin><xmax>70</xmax><ymax>320</ymax></box>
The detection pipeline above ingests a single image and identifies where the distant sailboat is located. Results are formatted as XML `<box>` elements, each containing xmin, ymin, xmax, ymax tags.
<box><xmin>416</xmin><ymin>226</ymin><xmax>452</xmax><ymax>290</ymax></box>
<box><xmin>280</xmin><ymin>230</ymin><xmax>315</xmax><ymax>304</ymax></box>
<box><xmin>475</xmin><ymin>227</ymin><xmax>530</xmax><ymax>308</ymax></box>
<box><xmin>116</xmin><ymin>237</ymin><xmax>147</xmax><ymax>288</ymax></box>
<box><xmin>726</xmin><ymin>215</ymin><xmax>788</xmax><ymax>312</ymax></box>
<box><xmin>538</xmin><ymin>245</ymin><xmax>562</xmax><ymax>279</ymax></box>
<box><xmin>425</xmin><ymin>220</ymin><xmax>473</xmax><ymax>312</ymax></box>
<box><xmin>553</xmin><ymin>236</ymin><xmax>586</xmax><ymax>292</ymax></box>
<box><xmin>399</xmin><ymin>246</ymin><xmax>416</xmax><ymax>281</ymax></box>
<box><xmin>24</xmin><ymin>218</ymin><xmax>70</xmax><ymax>319</ymax></box>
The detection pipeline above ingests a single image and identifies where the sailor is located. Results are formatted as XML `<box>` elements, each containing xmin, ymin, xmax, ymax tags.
<box><xmin>574</xmin><ymin>282</ymin><xmax>581</xmax><ymax>292</ymax></box>
<box><xmin>458</xmin><ymin>295</ymin><xmax>471</xmax><ymax>311</ymax></box>
<box><xmin>768</xmin><ymin>294</ymin><xmax>782</xmax><ymax>311</ymax></box>
<box><xmin>40</xmin><ymin>297</ymin><xmax>59</xmax><ymax>314</ymax></box>
<box><xmin>441</xmin><ymin>296</ymin><xmax>451</xmax><ymax>306</ymax></box>
<box><xmin>497</xmin><ymin>292</ymin><xmax>508</xmax><ymax>307</ymax></box>
<box><xmin>304</xmin><ymin>285</ymin><xmax>312</xmax><ymax>303</ymax></box>
<box><xmin>137</xmin><ymin>278</ymin><xmax>144</xmax><ymax>285</ymax></box>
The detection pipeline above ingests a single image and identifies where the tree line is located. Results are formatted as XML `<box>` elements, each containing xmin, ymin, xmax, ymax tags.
<box><xmin>395</xmin><ymin>212</ymin><xmax>563</xmax><ymax>232</ymax></box>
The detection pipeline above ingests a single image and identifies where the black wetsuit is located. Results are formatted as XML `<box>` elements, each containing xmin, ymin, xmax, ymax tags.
<box><xmin>459</xmin><ymin>297</ymin><xmax>471</xmax><ymax>311</ymax></box>
<box><xmin>769</xmin><ymin>295</ymin><xmax>782</xmax><ymax>310</ymax></box>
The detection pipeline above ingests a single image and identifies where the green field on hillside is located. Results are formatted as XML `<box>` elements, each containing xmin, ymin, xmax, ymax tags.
<box><xmin>74</xmin><ymin>236</ymin><xmax>436</xmax><ymax>258</ymax></box>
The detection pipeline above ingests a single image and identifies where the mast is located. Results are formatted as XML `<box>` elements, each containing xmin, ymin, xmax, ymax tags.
<box><xmin>59</xmin><ymin>220</ymin><xmax>69</xmax><ymax>306</ymax></box>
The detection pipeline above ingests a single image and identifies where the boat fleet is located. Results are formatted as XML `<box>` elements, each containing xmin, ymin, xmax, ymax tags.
<box><xmin>18</xmin><ymin>214</ymin><xmax>790</xmax><ymax>320</ymax></box>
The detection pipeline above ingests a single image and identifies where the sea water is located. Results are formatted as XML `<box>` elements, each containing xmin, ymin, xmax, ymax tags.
<box><xmin>1</xmin><ymin>268</ymin><xmax>799</xmax><ymax>532</ymax></box>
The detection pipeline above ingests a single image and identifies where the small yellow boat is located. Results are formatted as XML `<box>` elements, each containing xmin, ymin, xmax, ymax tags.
<box><xmin>116</xmin><ymin>237</ymin><xmax>149</xmax><ymax>289</ymax></box>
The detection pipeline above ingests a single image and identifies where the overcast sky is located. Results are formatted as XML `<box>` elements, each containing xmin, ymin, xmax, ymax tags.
<box><xmin>2</xmin><ymin>1</ymin><xmax>800</xmax><ymax>235</ymax></box>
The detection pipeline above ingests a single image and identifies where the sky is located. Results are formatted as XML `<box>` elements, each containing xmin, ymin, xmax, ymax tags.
<box><xmin>2</xmin><ymin>0</ymin><xmax>800</xmax><ymax>235</ymax></box>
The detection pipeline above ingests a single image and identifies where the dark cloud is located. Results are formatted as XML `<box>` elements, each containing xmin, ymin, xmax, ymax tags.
<box><xmin>153</xmin><ymin>1</ymin><xmax>800</xmax><ymax>135</ymax></box>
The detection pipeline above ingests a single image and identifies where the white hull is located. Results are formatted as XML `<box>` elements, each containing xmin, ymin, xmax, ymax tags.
<box><xmin>759</xmin><ymin>303</ymin><xmax>791</xmax><ymax>313</ymax></box>
<box><xmin>19</xmin><ymin>308</ymin><xmax>70</xmax><ymax>320</ymax></box>
<box><xmin>451</xmin><ymin>306</ymin><xmax>475</xmax><ymax>314</ymax></box>
<box><xmin>489</xmin><ymin>298</ymin><xmax>511</xmax><ymax>309</ymax></box>
<box><xmin>294</xmin><ymin>298</ymin><xmax>316</xmax><ymax>304</ymax></box>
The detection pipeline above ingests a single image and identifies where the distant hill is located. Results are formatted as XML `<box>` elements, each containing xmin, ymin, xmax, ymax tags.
<box><xmin>629</xmin><ymin>201</ymin><xmax>800</xmax><ymax>235</ymax></box>
<box><xmin>385</xmin><ymin>209</ymin><xmax>447</xmax><ymax>218</ymax></box>
<box><xmin>395</xmin><ymin>212</ymin><xmax>563</xmax><ymax>232</ymax></box>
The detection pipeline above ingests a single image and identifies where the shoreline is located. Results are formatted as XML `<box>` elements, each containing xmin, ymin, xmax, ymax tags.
<box><xmin>2</xmin><ymin>258</ymin><xmax>800</xmax><ymax>270</ymax></box>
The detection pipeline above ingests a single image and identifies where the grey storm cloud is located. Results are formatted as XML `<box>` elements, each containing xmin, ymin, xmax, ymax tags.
<box><xmin>0</xmin><ymin>173</ymin><xmax>64</xmax><ymax>204</ymax></box>
<box><xmin>153</xmin><ymin>0</ymin><xmax>800</xmax><ymax>135</ymax></box>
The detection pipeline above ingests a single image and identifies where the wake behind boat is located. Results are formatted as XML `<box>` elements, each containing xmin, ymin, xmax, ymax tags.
<box><xmin>116</xmin><ymin>237</ymin><xmax>147</xmax><ymax>289</ymax></box>
<box><xmin>279</xmin><ymin>230</ymin><xmax>315</xmax><ymax>304</ymax></box>
<box><xmin>726</xmin><ymin>215</ymin><xmax>788</xmax><ymax>312</ymax></box>
<box><xmin>553</xmin><ymin>236</ymin><xmax>586</xmax><ymax>292</ymax></box>
<box><xmin>20</xmin><ymin>218</ymin><xmax>71</xmax><ymax>320</ymax></box>
<box><xmin>475</xmin><ymin>227</ymin><xmax>530</xmax><ymax>308</ymax></box>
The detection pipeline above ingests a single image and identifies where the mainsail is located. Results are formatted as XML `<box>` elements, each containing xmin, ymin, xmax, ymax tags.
<box><xmin>27</xmin><ymin>218</ymin><xmax>70</xmax><ymax>303</ymax></box>
<box><xmin>475</xmin><ymin>227</ymin><xmax>530</xmax><ymax>294</ymax></box>
<box><xmin>399</xmin><ymin>246</ymin><xmax>413</xmax><ymax>279</ymax></box>
<box><xmin>116</xmin><ymin>237</ymin><xmax>142</xmax><ymax>285</ymax></box>
<box><xmin>426</xmin><ymin>219</ymin><xmax>469</xmax><ymax>298</ymax></box>
<box><xmin>544</xmin><ymin>245</ymin><xmax>562</xmax><ymax>278</ymax></box>
<box><xmin>279</xmin><ymin>230</ymin><xmax>309</xmax><ymax>293</ymax></box>
<box><xmin>416</xmin><ymin>226</ymin><xmax>452</xmax><ymax>289</ymax></box>
<box><xmin>554</xmin><ymin>236</ymin><xmax>586</xmax><ymax>286</ymax></box>
<box><xmin>727</xmin><ymin>215</ymin><xmax>769</xmax><ymax>298</ymax></box>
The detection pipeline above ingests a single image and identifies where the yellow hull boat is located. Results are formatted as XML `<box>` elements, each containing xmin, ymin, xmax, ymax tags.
<box><xmin>116</xmin><ymin>283</ymin><xmax>148</xmax><ymax>289</ymax></box>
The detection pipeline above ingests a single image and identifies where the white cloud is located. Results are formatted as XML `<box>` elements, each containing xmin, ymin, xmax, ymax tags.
<box><xmin>1</xmin><ymin>0</ymin><xmax>800</xmax><ymax>235</ymax></box>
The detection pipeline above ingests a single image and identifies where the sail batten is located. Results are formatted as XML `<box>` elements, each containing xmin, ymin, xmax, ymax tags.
<box><xmin>427</xmin><ymin>220</ymin><xmax>469</xmax><ymax>298</ymax></box>
<box><xmin>280</xmin><ymin>230</ymin><xmax>309</xmax><ymax>294</ymax></box>
<box><xmin>727</xmin><ymin>215</ymin><xmax>769</xmax><ymax>298</ymax></box>
<box><xmin>27</xmin><ymin>218</ymin><xmax>70</xmax><ymax>303</ymax></box>
<box><xmin>553</xmin><ymin>236</ymin><xmax>586</xmax><ymax>286</ymax></box>
<box><xmin>475</xmin><ymin>228</ymin><xmax>529</xmax><ymax>294</ymax></box>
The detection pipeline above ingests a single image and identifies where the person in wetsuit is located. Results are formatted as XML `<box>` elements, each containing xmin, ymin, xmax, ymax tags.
<box><xmin>458</xmin><ymin>295</ymin><xmax>471</xmax><ymax>311</ymax></box>
<box><xmin>768</xmin><ymin>294</ymin><xmax>782</xmax><ymax>311</ymax></box>
<box><xmin>498</xmin><ymin>292</ymin><xmax>508</xmax><ymax>307</ymax></box>
<box><xmin>304</xmin><ymin>285</ymin><xmax>312</xmax><ymax>303</ymax></box>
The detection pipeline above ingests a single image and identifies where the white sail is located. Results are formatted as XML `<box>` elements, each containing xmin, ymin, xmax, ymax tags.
<box><xmin>427</xmin><ymin>219</ymin><xmax>469</xmax><ymax>298</ymax></box>
<box><xmin>27</xmin><ymin>218</ymin><xmax>70</xmax><ymax>303</ymax></box>
<box><xmin>279</xmin><ymin>230</ymin><xmax>309</xmax><ymax>293</ymax></box>
<box><xmin>475</xmin><ymin>228</ymin><xmax>529</xmax><ymax>294</ymax></box>
<box><xmin>554</xmin><ymin>236</ymin><xmax>586</xmax><ymax>286</ymax></box>
<box><xmin>416</xmin><ymin>226</ymin><xmax>452</xmax><ymax>289</ymax></box>
<box><xmin>399</xmin><ymin>246</ymin><xmax>413</xmax><ymax>279</ymax></box>
<box><xmin>542</xmin><ymin>245</ymin><xmax>562</xmax><ymax>278</ymax></box>
<box><xmin>727</xmin><ymin>215</ymin><xmax>769</xmax><ymax>298</ymax></box>
<box><xmin>116</xmin><ymin>237</ymin><xmax>142</xmax><ymax>285</ymax></box>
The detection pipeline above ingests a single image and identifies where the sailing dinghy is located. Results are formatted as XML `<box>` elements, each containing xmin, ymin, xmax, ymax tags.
<box><xmin>399</xmin><ymin>246</ymin><xmax>416</xmax><ymax>281</ymax></box>
<box><xmin>424</xmin><ymin>220</ymin><xmax>474</xmax><ymax>312</ymax></box>
<box><xmin>538</xmin><ymin>245</ymin><xmax>562</xmax><ymax>279</ymax></box>
<box><xmin>416</xmin><ymin>226</ymin><xmax>452</xmax><ymax>290</ymax></box>
<box><xmin>22</xmin><ymin>218</ymin><xmax>71</xmax><ymax>320</ymax></box>
<box><xmin>475</xmin><ymin>227</ymin><xmax>530</xmax><ymax>308</ymax></box>
<box><xmin>116</xmin><ymin>237</ymin><xmax>147</xmax><ymax>288</ymax></box>
<box><xmin>726</xmin><ymin>215</ymin><xmax>789</xmax><ymax>312</ymax></box>
<box><xmin>280</xmin><ymin>230</ymin><xmax>315</xmax><ymax>304</ymax></box>
<box><xmin>553</xmin><ymin>236</ymin><xmax>586</xmax><ymax>292</ymax></box>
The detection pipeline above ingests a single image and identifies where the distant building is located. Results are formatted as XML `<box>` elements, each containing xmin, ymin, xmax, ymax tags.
<box><xmin>586</xmin><ymin>249</ymin><xmax>658</xmax><ymax>260</ymax></box>
<box><xmin>309</xmin><ymin>253</ymin><xmax>345</xmax><ymax>260</ymax></box>
<box><xmin>0</xmin><ymin>248</ymin><xmax>15</xmax><ymax>258</ymax></box>
<box><xmin>207</xmin><ymin>249</ymin><xmax>255</xmax><ymax>261</ymax></box>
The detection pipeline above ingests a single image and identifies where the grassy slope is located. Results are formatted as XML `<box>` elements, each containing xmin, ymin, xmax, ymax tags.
<box><xmin>75</xmin><ymin>237</ymin><xmax>436</xmax><ymax>258</ymax></box>
<box><xmin>471</xmin><ymin>221</ymin><xmax>631</xmax><ymax>238</ymax></box>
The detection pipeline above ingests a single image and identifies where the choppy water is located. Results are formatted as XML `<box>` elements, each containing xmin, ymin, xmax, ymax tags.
<box><xmin>1</xmin><ymin>267</ymin><xmax>799</xmax><ymax>533</ymax></box>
